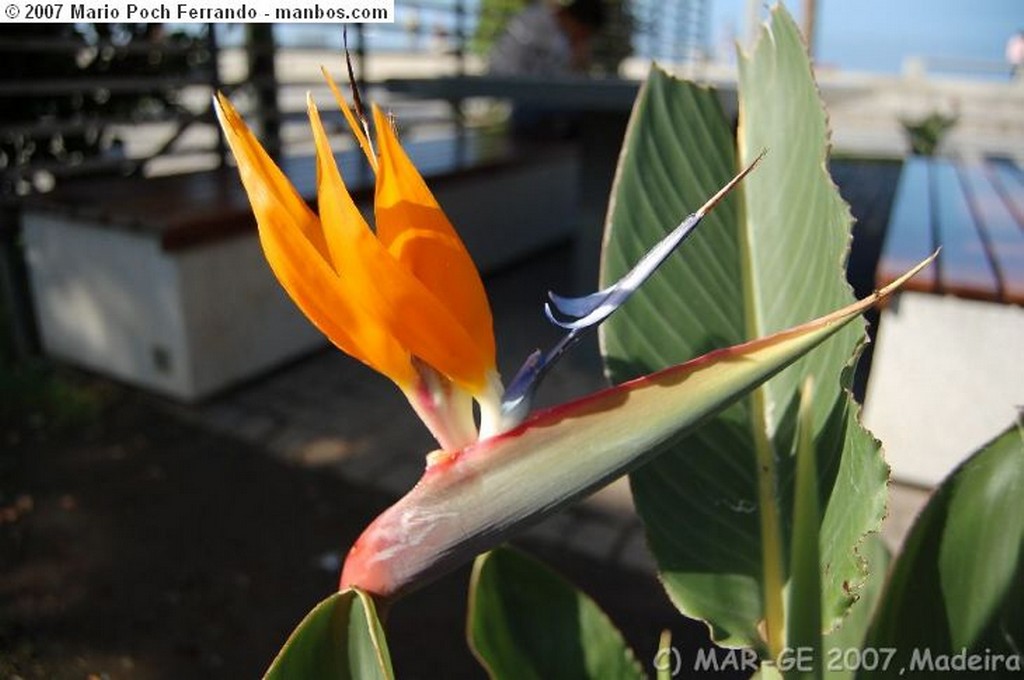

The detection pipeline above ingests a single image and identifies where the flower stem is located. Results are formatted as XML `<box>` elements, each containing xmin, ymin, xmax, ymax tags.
<box><xmin>406</xmin><ymin>360</ymin><xmax>477</xmax><ymax>453</ymax></box>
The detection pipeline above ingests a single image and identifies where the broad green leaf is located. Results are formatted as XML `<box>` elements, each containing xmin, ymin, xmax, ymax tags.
<box><xmin>467</xmin><ymin>548</ymin><xmax>644</xmax><ymax>680</ymax></box>
<box><xmin>264</xmin><ymin>588</ymin><xmax>393</xmax><ymax>680</ymax></box>
<box><xmin>822</xmin><ymin>534</ymin><xmax>889</xmax><ymax>680</ymax></box>
<box><xmin>860</xmin><ymin>422</ymin><xmax>1024</xmax><ymax>672</ymax></box>
<box><xmin>340</xmin><ymin>258</ymin><xmax>928</xmax><ymax>599</ymax></box>
<box><xmin>600</xmin><ymin>5</ymin><xmax>887</xmax><ymax>652</ymax></box>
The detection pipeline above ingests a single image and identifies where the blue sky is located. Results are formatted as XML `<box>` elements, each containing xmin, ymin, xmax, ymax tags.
<box><xmin>712</xmin><ymin>0</ymin><xmax>1023</xmax><ymax>75</ymax></box>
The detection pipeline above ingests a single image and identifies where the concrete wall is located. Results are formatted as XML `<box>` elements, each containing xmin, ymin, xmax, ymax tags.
<box><xmin>24</xmin><ymin>216</ymin><xmax>194</xmax><ymax>396</ymax></box>
<box><xmin>863</xmin><ymin>292</ymin><xmax>1024</xmax><ymax>486</ymax></box>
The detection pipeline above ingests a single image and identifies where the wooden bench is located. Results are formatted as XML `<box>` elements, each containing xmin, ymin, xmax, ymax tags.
<box><xmin>863</xmin><ymin>155</ymin><xmax>1024</xmax><ymax>486</ymax></box>
<box><xmin>874</xmin><ymin>156</ymin><xmax>1024</xmax><ymax>303</ymax></box>
<box><xmin>22</xmin><ymin>131</ymin><xmax>580</xmax><ymax>401</ymax></box>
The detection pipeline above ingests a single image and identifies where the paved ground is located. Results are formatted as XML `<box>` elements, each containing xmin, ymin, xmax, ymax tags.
<box><xmin>1</xmin><ymin>375</ymin><xmax>689</xmax><ymax>679</ymax></box>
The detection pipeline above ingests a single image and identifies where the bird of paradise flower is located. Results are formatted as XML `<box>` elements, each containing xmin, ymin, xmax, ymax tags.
<box><xmin>215</xmin><ymin>67</ymin><xmax>932</xmax><ymax>602</ymax></box>
<box><xmin>214</xmin><ymin>68</ymin><xmax>760</xmax><ymax>456</ymax></box>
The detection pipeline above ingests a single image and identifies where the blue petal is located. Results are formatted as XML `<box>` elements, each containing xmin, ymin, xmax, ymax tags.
<box><xmin>546</xmin><ymin>287</ymin><xmax>615</xmax><ymax>318</ymax></box>
<box><xmin>499</xmin><ymin>330</ymin><xmax>582</xmax><ymax>431</ymax></box>
<box><xmin>498</xmin><ymin>152</ymin><xmax>765</xmax><ymax>432</ymax></box>
<box><xmin>545</xmin><ymin>211</ymin><xmax>704</xmax><ymax>330</ymax></box>
<box><xmin>545</xmin><ymin>151</ymin><xmax>766</xmax><ymax>332</ymax></box>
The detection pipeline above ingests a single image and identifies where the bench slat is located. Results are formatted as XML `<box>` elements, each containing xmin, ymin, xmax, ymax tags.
<box><xmin>932</xmin><ymin>159</ymin><xmax>1000</xmax><ymax>299</ymax></box>
<box><xmin>957</xmin><ymin>160</ymin><xmax>1024</xmax><ymax>303</ymax></box>
<box><xmin>987</xmin><ymin>159</ymin><xmax>1024</xmax><ymax>233</ymax></box>
<box><xmin>22</xmin><ymin>131</ymin><xmax>555</xmax><ymax>252</ymax></box>
<box><xmin>877</xmin><ymin>156</ymin><xmax>937</xmax><ymax>292</ymax></box>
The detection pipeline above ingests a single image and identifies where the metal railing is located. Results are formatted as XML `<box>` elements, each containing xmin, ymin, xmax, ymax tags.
<box><xmin>2</xmin><ymin>2</ymin><xmax>711</xmax><ymax>203</ymax></box>
<box><xmin>1</xmin><ymin>25</ymin><xmax>223</xmax><ymax>196</ymax></box>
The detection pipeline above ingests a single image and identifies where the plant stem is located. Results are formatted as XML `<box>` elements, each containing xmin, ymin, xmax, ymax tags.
<box><xmin>751</xmin><ymin>386</ymin><xmax>786</xmax><ymax>659</ymax></box>
<box><xmin>735</xmin><ymin>139</ymin><xmax>787</xmax><ymax>660</ymax></box>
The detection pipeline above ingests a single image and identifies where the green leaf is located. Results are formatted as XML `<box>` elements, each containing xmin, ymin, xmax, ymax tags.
<box><xmin>600</xmin><ymin>5</ymin><xmax>887</xmax><ymax>652</ymax></box>
<box><xmin>786</xmin><ymin>379</ymin><xmax>822</xmax><ymax>680</ymax></box>
<box><xmin>860</xmin><ymin>422</ymin><xmax>1024</xmax><ymax>669</ymax></box>
<box><xmin>822</xmin><ymin>534</ymin><xmax>889</xmax><ymax>680</ymax></box>
<box><xmin>264</xmin><ymin>588</ymin><xmax>394</xmax><ymax>680</ymax></box>
<box><xmin>467</xmin><ymin>548</ymin><xmax>644</xmax><ymax>680</ymax></box>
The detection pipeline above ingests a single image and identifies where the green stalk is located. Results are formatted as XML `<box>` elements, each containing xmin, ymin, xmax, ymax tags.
<box><xmin>786</xmin><ymin>377</ymin><xmax>823</xmax><ymax>680</ymax></box>
<box><xmin>751</xmin><ymin>387</ymin><xmax>787</xmax><ymax>659</ymax></box>
<box><xmin>735</xmin><ymin>141</ymin><xmax>787</xmax><ymax>658</ymax></box>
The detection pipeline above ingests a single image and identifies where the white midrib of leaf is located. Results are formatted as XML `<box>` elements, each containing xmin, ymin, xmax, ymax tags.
<box><xmin>733</xmin><ymin>8</ymin><xmax>867</xmax><ymax>659</ymax></box>
<box><xmin>735</xmin><ymin>125</ymin><xmax>788</xmax><ymax>659</ymax></box>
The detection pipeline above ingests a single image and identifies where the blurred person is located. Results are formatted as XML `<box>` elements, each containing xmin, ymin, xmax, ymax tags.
<box><xmin>1006</xmin><ymin>29</ymin><xmax>1024</xmax><ymax>79</ymax></box>
<box><xmin>488</xmin><ymin>0</ymin><xmax>606</xmax><ymax>138</ymax></box>
<box><xmin>489</xmin><ymin>0</ymin><xmax>606</xmax><ymax>76</ymax></box>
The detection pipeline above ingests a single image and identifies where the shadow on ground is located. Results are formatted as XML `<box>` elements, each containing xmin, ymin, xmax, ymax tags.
<box><xmin>1</xmin><ymin>381</ymin><xmax>733</xmax><ymax>679</ymax></box>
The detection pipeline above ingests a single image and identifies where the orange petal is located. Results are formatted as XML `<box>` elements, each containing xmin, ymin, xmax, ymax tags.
<box><xmin>214</xmin><ymin>93</ymin><xmax>332</xmax><ymax>266</ymax></box>
<box><xmin>215</xmin><ymin>93</ymin><xmax>415</xmax><ymax>386</ymax></box>
<box><xmin>305</xmin><ymin>93</ymin><xmax>374</xmax><ymax>272</ymax></box>
<box><xmin>372</xmin><ymin>104</ymin><xmax>497</xmax><ymax>365</ymax></box>
<box><xmin>322</xmin><ymin>66</ymin><xmax>376</xmax><ymax>171</ymax></box>
<box><xmin>308</xmin><ymin>97</ymin><xmax>492</xmax><ymax>391</ymax></box>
